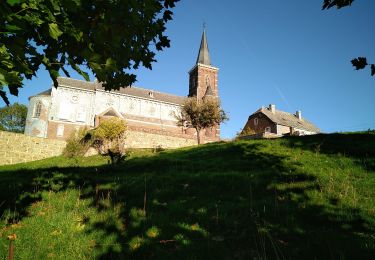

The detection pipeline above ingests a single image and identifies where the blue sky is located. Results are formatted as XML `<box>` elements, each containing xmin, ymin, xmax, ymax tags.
<box><xmin>4</xmin><ymin>0</ymin><xmax>375</xmax><ymax>138</ymax></box>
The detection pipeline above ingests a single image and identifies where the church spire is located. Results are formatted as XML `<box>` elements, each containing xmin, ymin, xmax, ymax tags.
<box><xmin>196</xmin><ymin>29</ymin><xmax>211</xmax><ymax>65</ymax></box>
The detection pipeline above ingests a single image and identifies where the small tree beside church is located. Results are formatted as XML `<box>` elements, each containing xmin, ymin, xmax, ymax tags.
<box><xmin>92</xmin><ymin>117</ymin><xmax>127</xmax><ymax>164</ymax></box>
<box><xmin>176</xmin><ymin>97</ymin><xmax>228</xmax><ymax>145</ymax></box>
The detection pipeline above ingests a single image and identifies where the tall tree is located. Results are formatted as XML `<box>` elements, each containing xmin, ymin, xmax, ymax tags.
<box><xmin>0</xmin><ymin>102</ymin><xmax>27</xmax><ymax>133</ymax></box>
<box><xmin>176</xmin><ymin>97</ymin><xmax>228</xmax><ymax>145</ymax></box>
<box><xmin>322</xmin><ymin>0</ymin><xmax>375</xmax><ymax>77</ymax></box>
<box><xmin>0</xmin><ymin>0</ymin><xmax>179</xmax><ymax>105</ymax></box>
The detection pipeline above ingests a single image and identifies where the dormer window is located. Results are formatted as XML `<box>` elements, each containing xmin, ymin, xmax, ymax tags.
<box><xmin>33</xmin><ymin>101</ymin><xmax>42</xmax><ymax>118</ymax></box>
<box><xmin>149</xmin><ymin>91</ymin><xmax>154</xmax><ymax>98</ymax></box>
<box><xmin>254</xmin><ymin>118</ymin><xmax>258</xmax><ymax>126</ymax></box>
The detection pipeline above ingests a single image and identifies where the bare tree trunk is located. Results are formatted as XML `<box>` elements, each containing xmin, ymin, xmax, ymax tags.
<box><xmin>196</xmin><ymin>128</ymin><xmax>201</xmax><ymax>145</ymax></box>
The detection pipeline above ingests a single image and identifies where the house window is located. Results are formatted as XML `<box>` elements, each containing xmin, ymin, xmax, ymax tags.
<box><xmin>57</xmin><ymin>124</ymin><xmax>64</xmax><ymax>137</ymax></box>
<box><xmin>265</xmin><ymin>127</ymin><xmax>271</xmax><ymax>133</ymax></box>
<box><xmin>254</xmin><ymin>118</ymin><xmax>258</xmax><ymax>125</ymax></box>
<box><xmin>33</xmin><ymin>101</ymin><xmax>42</xmax><ymax>118</ymax></box>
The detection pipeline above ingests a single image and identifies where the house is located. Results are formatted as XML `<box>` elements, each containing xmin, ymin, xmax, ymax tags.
<box><xmin>24</xmin><ymin>30</ymin><xmax>220</xmax><ymax>147</ymax></box>
<box><xmin>240</xmin><ymin>104</ymin><xmax>320</xmax><ymax>138</ymax></box>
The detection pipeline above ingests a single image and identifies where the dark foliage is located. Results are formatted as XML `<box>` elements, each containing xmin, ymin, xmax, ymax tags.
<box><xmin>0</xmin><ymin>0</ymin><xmax>179</xmax><ymax>105</ymax></box>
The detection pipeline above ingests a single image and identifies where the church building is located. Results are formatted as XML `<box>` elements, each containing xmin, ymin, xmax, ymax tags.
<box><xmin>24</xmin><ymin>30</ymin><xmax>220</xmax><ymax>147</ymax></box>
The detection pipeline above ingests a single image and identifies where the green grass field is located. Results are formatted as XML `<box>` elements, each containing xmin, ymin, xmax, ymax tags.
<box><xmin>0</xmin><ymin>133</ymin><xmax>374</xmax><ymax>259</ymax></box>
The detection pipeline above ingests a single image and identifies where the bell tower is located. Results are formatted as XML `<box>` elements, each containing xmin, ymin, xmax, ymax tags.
<box><xmin>188</xmin><ymin>29</ymin><xmax>219</xmax><ymax>100</ymax></box>
<box><xmin>188</xmin><ymin>29</ymin><xmax>220</xmax><ymax>140</ymax></box>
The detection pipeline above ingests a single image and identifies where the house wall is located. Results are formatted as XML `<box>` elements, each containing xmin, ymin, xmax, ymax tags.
<box><xmin>242</xmin><ymin>112</ymin><xmax>277</xmax><ymax>135</ymax></box>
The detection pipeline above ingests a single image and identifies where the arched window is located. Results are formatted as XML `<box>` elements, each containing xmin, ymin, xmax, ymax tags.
<box><xmin>254</xmin><ymin>118</ymin><xmax>258</xmax><ymax>125</ymax></box>
<box><xmin>33</xmin><ymin>101</ymin><xmax>42</xmax><ymax>118</ymax></box>
<box><xmin>206</xmin><ymin>75</ymin><xmax>211</xmax><ymax>87</ymax></box>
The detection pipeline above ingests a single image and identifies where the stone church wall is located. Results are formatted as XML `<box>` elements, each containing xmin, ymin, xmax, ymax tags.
<box><xmin>0</xmin><ymin>131</ymin><xmax>66</xmax><ymax>165</ymax></box>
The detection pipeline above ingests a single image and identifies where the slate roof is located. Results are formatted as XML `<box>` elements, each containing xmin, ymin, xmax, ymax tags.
<box><xmin>255</xmin><ymin>107</ymin><xmax>320</xmax><ymax>133</ymax></box>
<box><xmin>29</xmin><ymin>89</ymin><xmax>52</xmax><ymax>99</ymax></box>
<box><xmin>196</xmin><ymin>30</ymin><xmax>211</xmax><ymax>65</ymax></box>
<box><xmin>34</xmin><ymin>77</ymin><xmax>186</xmax><ymax>105</ymax></box>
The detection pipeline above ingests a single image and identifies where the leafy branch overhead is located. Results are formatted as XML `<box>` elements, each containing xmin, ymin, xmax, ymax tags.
<box><xmin>322</xmin><ymin>0</ymin><xmax>374</xmax><ymax>78</ymax></box>
<box><xmin>0</xmin><ymin>0</ymin><xmax>179</xmax><ymax>105</ymax></box>
<box><xmin>351</xmin><ymin>57</ymin><xmax>375</xmax><ymax>76</ymax></box>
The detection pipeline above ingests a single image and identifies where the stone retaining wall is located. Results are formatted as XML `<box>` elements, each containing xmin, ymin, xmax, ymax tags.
<box><xmin>0</xmin><ymin>130</ymin><xmax>67</xmax><ymax>165</ymax></box>
<box><xmin>125</xmin><ymin>130</ymin><xmax>197</xmax><ymax>148</ymax></box>
<box><xmin>0</xmin><ymin>130</ymin><xmax>197</xmax><ymax>165</ymax></box>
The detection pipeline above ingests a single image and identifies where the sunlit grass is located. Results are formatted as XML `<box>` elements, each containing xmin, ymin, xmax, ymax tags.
<box><xmin>0</xmin><ymin>133</ymin><xmax>374</xmax><ymax>258</ymax></box>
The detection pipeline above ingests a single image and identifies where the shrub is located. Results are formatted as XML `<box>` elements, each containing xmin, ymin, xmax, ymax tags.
<box><xmin>63</xmin><ymin>127</ymin><xmax>92</xmax><ymax>158</ymax></box>
<box><xmin>92</xmin><ymin>118</ymin><xmax>127</xmax><ymax>164</ymax></box>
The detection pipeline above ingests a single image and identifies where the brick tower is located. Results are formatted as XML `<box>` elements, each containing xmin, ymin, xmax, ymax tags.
<box><xmin>188</xmin><ymin>29</ymin><xmax>220</xmax><ymax>140</ymax></box>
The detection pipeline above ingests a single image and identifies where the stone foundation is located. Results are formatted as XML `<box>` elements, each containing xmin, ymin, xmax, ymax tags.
<box><xmin>0</xmin><ymin>131</ymin><xmax>66</xmax><ymax>165</ymax></box>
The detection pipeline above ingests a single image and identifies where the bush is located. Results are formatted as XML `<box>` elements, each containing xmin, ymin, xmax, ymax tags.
<box><xmin>63</xmin><ymin>128</ymin><xmax>92</xmax><ymax>158</ymax></box>
<box><xmin>92</xmin><ymin>118</ymin><xmax>127</xmax><ymax>164</ymax></box>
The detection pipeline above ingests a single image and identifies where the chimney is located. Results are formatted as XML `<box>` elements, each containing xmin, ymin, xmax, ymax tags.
<box><xmin>269</xmin><ymin>104</ymin><xmax>275</xmax><ymax>113</ymax></box>
<box><xmin>296</xmin><ymin>110</ymin><xmax>302</xmax><ymax>120</ymax></box>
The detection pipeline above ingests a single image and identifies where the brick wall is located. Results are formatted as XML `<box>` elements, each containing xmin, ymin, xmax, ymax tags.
<box><xmin>0</xmin><ymin>130</ymin><xmax>67</xmax><ymax>165</ymax></box>
<box><xmin>242</xmin><ymin>113</ymin><xmax>277</xmax><ymax>135</ymax></box>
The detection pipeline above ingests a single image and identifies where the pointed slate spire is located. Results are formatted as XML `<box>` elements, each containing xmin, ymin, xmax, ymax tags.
<box><xmin>196</xmin><ymin>29</ymin><xmax>211</xmax><ymax>65</ymax></box>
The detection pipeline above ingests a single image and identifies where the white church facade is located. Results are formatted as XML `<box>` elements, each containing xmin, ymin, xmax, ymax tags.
<box><xmin>24</xmin><ymin>30</ymin><xmax>221</xmax><ymax>146</ymax></box>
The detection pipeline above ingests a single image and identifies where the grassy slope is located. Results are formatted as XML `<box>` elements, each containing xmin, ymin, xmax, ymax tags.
<box><xmin>0</xmin><ymin>133</ymin><xmax>374</xmax><ymax>259</ymax></box>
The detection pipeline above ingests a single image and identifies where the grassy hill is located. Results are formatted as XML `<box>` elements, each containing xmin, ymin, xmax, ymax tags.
<box><xmin>0</xmin><ymin>133</ymin><xmax>374</xmax><ymax>259</ymax></box>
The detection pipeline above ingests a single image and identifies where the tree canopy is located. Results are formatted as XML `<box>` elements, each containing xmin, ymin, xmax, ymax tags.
<box><xmin>176</xmin><ymin>97</ymin><xmax>228</xmax><ymax>145</ymax></box>
<box><xmin>0</xmin><ymin>0</ymin><xmax>179</xmax><ymax>105</ymax></box>
<box><xmin>0</xmin><ymin>102</ymin><xmax>27</xmax><ymax>132</ymax></box>
<box><xmin>322</xmin><ymin>0</ymin><xmax>374</xmax><ymax>77</ymax></box>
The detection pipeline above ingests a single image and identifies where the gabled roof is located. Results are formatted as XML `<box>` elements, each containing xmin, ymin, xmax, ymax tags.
<box><xmin>98</xmin><ymin>107</ymin><xmax>124</xmax><ymax>118</ymax></box>
<box><xmin>29</xmin><ymin>89</ymin><xmax>52</xmax><ymax>99</ymax></box>
<box><xmin>254</xmin><ymin>107</ymin><xmax>320</xmax><ymax>133</ymax></box>
<box><xmin>196</xmin><ymin>30</ymin><xmax>211</xmax><ymax>65</ymax></box>
<box><xmin>49</xmin><ymin>77</ymin><xmax>185</xmax><ymax>105</ymax></box>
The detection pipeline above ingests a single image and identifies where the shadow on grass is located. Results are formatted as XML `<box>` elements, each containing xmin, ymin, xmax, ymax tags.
<box><xmin>0</xmin><ymin>140</ymin><xmax>374</xmax><ymax>259</ymax></box>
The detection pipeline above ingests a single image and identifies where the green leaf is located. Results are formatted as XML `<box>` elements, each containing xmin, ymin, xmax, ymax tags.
<box><xmin>48</xmin><ymin>23</ymin><xmax>63</xmax><ymax>40</ymax></box>
<box><xmin>105</xmin><ymin>58</ymin><xmax>116</xmax><ymax>70</ymax></box>
<box><xmin>7</xmin><ymin>0</ymin><xmax>25</xmax><ymax>6</ymax></box>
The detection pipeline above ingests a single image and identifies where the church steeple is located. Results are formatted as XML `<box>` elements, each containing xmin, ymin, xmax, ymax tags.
<box><xmin>196</xmin><ymin>30</ymin><xmax>211</xmax><ymax>65</ymax></box>
<box><xmin>188</xmin><ymin>28</ymin><xmax>219</xmax><ymax>100</ymax></box>
<box><xmin>187</xmin><ymin>28</ymin><xmax>220</xmax><ymax>141</ymax></box>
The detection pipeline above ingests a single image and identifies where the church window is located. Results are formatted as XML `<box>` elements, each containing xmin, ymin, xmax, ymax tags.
<box><xmin>254</xmin><ymin>118</ymin><xmax>258</xmax><ymax>125</ymax></box>
<box><xmin>33</xmin><ymin>101</ymin><xmax>42</xmax><ymax>118</ymax></box>
<box><xmin>71</xmin><ymin>95</ymin><xmax>79</xmax><ymax>103</ymax></box>
<box><xmin>206</xmin><ymin>75</ymin><xmax>211</xmax><ymax>87</ymax></box>
<box><xmin>76</xmin><ymin>105</ymin><xmax>86</xmax><ymax>122</ymax></box>
<box><xmin>59</xmin><ymin>100</ymin><xmax>73</xmax><ymax>121</ymax></box>
<box><xmin>149</xmin><ymin>106</ymin><xmax>155</xmax><ymax>115</ymax></box>
<box><xmin>57</xmin><ymin>124</ymin><xmax>64</xmax><ymax>137</ymax></box>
